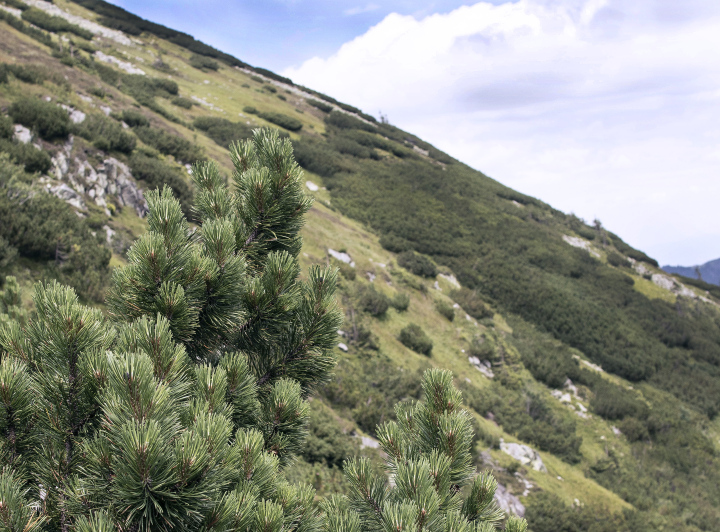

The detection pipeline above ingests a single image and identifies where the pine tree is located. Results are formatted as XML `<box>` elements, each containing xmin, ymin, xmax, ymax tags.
<box><xmin>322</xmin><ymin>369</ymin><xmax>528</xmax><ymax>532</ymax></box>
<box><xmin>0</xmin><ymin>128</ymin><xmax>528</xmax><ymax>531</ymax></box>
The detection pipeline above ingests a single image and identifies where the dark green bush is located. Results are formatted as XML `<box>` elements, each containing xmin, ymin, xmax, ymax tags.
<box><xmin>171</xmin><ymin>96</ymin><xmax>194</xmax><ymax>109</ymax></box>
<box><xmin>0</xmin><ymin>139</ymin><xmax>52</xmax><ymax>174</ymax></box>
<box><xmin>263</xmin><ymin>84</ymin><xmax>277</xmax><ymax>93</ymax></box>
<box><xmin>133</xmin><ymin>126</ymin><xmax>202</xmax><ymax>163</ymax></box>
<box><xmin>467</xmin><ymin>335</ymin><xmax>495</xmax><ymax>361</ymax></box>
<box><xmin>243</xmin><ymin>106</ymin><xmax>257</xmax><ymax>114</ymax></box>
<box><xmin>128</xmin><ymin>153</ymin><xmax>193</xmax><ymax>216</ymax></box>
<box><xmin>619</xmin><ymin>417</ymin><xmax>649</xmax><ymax>442</ymax></box>
<box><xmin>0</xmin><ymin>236</ymin><xmax>17</xmax><ymax>270</ymax></box>
<box><xmin>390</xmin><ymin>292</ymin><xmax>410</xmax><ymax>312</ymax></box>
<box><xmin>607</xmin><ymin>251</ymin><xmax>628</xmax><ymax>267</ymax></box>
<box><xmin>88</xmin><ymin>85</ymin><xmax>106</xmax><ymax>98</ymax></box>
<box><xmin>291</xmin><ymin>139</ymin><xmax>346</xmax><ymax>178</ymax></box>
<box><xmin>325</xmin><ymin>110</ymin><xmax>375</xmax><ymax>132</ymax></box>
<box><xmin>307</xmin><ymin>99</ymin><xmax>332</xmax><ymax>113</ymax></box>
<box><xmin>193</xmin><ymin>116</ymin><xmax>252</xmax><ymax>148</ymax></box>
<box><xmin>0</xmin><ymin>9</ymin><xmax>53</xmax><ymax>47</ymax></box>
<box><xmin>450</xmin><ymin>288</ymin><xmax>493</xmax><ymax>320</ymax></box>
<box><xmin>2</xmin><ymin>63</ymin><xmax>47</xmax><ymax>84</ymax></box>
<box><xmin>302</xmin><ymin>406</ymin><xmax>360</xmax><ymax>468</ymax></box>
<box><xmin>590</xmin><ymin>381</ymin><xmax>647</xmax><ymax>420</ymax></box>
<box><xmin>435</xmin><ymin>299</ymin><xmax>455</xmax><ymax>321</ymax></box>
<box><xmin>358</xmin><ymin>284</ymin><xmax>390</xmax><ymax>317</ymax></box>
<box><xmin>399</xmin><ymin>323</ymin><xmax>433</xmax><ymax>356</ymax></box>
<box><xmin>120</xmin><ymin>109</ymin><xmax>150</xmax><ymax>127</ymax></box>
<box><xmin>73</xmin><ymin>113</ymin><xmax>136</xmax><ymax>153</ymax></box>
<box><xmin>2</xmin><ymin>0</ymin><xmax>28</xmax><ymax>11</ymax></box>
<box><xmin>331</xmin><ymin>137</ymin><xmax>375</xmax><ymax>159</ymax></box>
<box><xmin>9</xmin><ymin>97</ymin><xmax>70</xmax><ymax>140</ymax></box>
<box><xmin>21</xmin><ymin>8</ymin><xmax>94</xmax><ymax>39</ymax></box>
<box><xmin>258</xmin><ymin>111</ymin><xmax>303</xmax><ymax>131</ymax></box>
<box><xmin>337</xmin><ymin>261</ymin><xmax>356</xmax><ymax>281</ymax></box>
<box><xmin>397</xmin><ymin>250</ymin><xmax>437</xmax><ymax>278</ymax></box>
<box><xmin>0</xmin><ymin>157</ymin><xmax>110</xmax><ymax>302</ymax></box>
<box><xmin>189</xmin><ymin>54</ymin><xmax>219</xmax><ymax>71</ymax></box>
<box><xmin>0</xmin><ymin>116</ymin><xmax>12</xmax><ymax>139</ymax></box>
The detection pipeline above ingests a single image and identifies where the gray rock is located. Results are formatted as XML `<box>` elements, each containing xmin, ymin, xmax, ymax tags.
<box><xmin>13</xmin><ymin>124</ymin><xmax>32</xmax><ymax>144</ymax></box>
<box><xmin>494</xmin><ymin>483</ymin><xmax>525</xmax><ymax>517</ymax></box>
<box><xmin>500</xmin><ymin>439</ymin><xmax>547</xmax><ymax>472</ymax></box>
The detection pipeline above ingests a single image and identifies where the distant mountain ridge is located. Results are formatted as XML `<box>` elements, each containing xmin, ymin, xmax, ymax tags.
<box><xmin>663</xmin><ymin>257</ymin><xmax>720</xmax><ymax>285</ymax></box>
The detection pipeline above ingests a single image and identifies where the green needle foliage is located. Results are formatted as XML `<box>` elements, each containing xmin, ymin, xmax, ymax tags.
<box><xmin>322</xmin><ymin>369</ymin><xmax>528</xmax><ymax>532</ymax></box>
<box><xmin>0</xmin><ymin>128</ymin><xmax>525</xmax><ymax>532</ymax></box>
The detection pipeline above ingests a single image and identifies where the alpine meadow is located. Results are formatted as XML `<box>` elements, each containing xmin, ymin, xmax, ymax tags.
<box><xmin>0</xmin><ymin>1</ymin><xmax>719</xmax><ymax>531</ymax></box>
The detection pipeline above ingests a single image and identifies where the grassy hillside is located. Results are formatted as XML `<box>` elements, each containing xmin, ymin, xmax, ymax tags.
<box><xmin>2</xmin><ymin>1</ymin><xmax>720</xmax><ymax>530</ymax></box>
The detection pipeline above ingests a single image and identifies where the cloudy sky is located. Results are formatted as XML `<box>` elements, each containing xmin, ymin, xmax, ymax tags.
<box><xmin>111</xmin><ymin>0</ymin><xmax>720</xmax><ymax>266</ymax></box>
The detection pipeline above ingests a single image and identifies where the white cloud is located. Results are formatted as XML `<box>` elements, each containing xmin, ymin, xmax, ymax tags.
<box><xmin>344</xmin><ymin>3</ymin><xmax>380</xmax><ymax>16</ymax></box>
<box><xmin>284</xmin><ymin>0</ymin><xmax>720</xmax><ymax>265</ymax></box>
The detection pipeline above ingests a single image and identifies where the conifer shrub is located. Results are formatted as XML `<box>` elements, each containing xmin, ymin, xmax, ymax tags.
<box><xmin>0</xmin><ymin>139</ymin><xmax>52</xmax><ymax>174</ymax></box>
<box><xmin>590</xmin><ymin>380</ymin><xmax>648</xmax><ymax>420</ymax></box>
<box><xmin>171</xmin><ymin>95</ymin><xmax>194</xmax><ymax>108</ymax></box>
<box><xmin>1</xmin><ymin>62</ymin><xmax>48</xmax><ymax>84</ymax></box>
<box><xmin>399</xmin><ymin>323</ymin><xmax>433</xmax><ymax>356</ymax></box>
<box><xmin>9</xmin><ymin>97</ymin><xmax>70</xmax><ymax>140</ymax></box>
<box><xmin>291</xmin><ymin>138</ymin><xmax>346</xmax><ymax>178</ymax></box>
<box><xmin>21</xmin><ymin>7</ymin><xmax>94</xmax><ymax>39</ymax></box>
<box><xmin>307</xmin><ymin>99</ymin><xmax>332</xmax><ymax>113</ymax></box>
<box><xmin>120</xmin><ymin>108</ymin><xmax>150</xmax><ymax>127</ymax></box>
<box><xmin>0</xmin><ymin>9</ymin><xmax>54</xmax><ymax>47</ymax></box>
<box><xmin>397</xmin><ymin>250</ymin><xmax>438</xmax><ymax>278</ymax></box>
<box><xmin>193</xmin><ymin>116</ymin><xmax>252</xmax><ymax>148</ymax></box>
<box><xmin>607</xmin><ymin>251</ymin><xmax>628</xmax><ymax>267</ymax></box>
<box><xmin>451</xmin><ymin>287</ymin><xmax>494</xmax><ymax>320</ymax></box>
<box><xmin>189</xmin><ymin>53</ymin><xmax>219</xmax><ymax>70</ymax></box>
<box><xmin>325</xmin><ymin>110</ymin><xmax>375</xmax><ymax>132</ymax></box>
<box><xmin>128</xmin><ymin>152</ymin><xmax>194</xmax><ymax>217</ymax></box>
<box><xmin>132</xmin><ymin>125</ymin><xmax>203</xmax><ymax>163</ymax></box>
<box><xmin>0</xmin><ymin>237</ymin><xmax>17</xmax><ymax>271</ymax></box>
<box><xmin>435</xmin><ymin>298</ymin><xmax>455</xmax><ymax>321</ymax></box>
<box><xmin>258</xmin><ymin>111</ymin><xmax>303</xmax><ymax>131</ymax></box>
<box><xmin>390</xmin><ymin>291</ymin><xmax>410</xmax><ymax>311</ymax></box>
<box><xmin>73</xmin><ymin>113</ymin><xmax>137</xmax><ymax>153</ymax></box>
<box><xmin>243</xmin><ymin>105</ymin><xmax>257</xmax><ymax>114</ymax></box>
<box><xmin>358</xmin><ymin>284</ymin><xmax>390</xmax><ymax>317</ymax></box>
<box><xmin>263</xmin><ymin>84</ymin><xmax>277</xmax><ymax>93</ymax></box>
<box><xmin>619</xmin><ymin>417</ymin><xmax>649</xmax><ymax>442</ymax></box>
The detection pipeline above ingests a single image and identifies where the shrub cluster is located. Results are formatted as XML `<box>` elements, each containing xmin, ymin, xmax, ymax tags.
<box><xmin>171</xmin><ymin>96</ymin><xmax>194</xmax><ymax>109</ymax></box>
<box><xmin>397</xmin><ymin>250</ymin><xmax>437</xmax><ymax>278</ymax></box>
<box><xmin>120</xmin><ymin>109</ymin><xmax>150</xmax><ymax>127</ymax></box>
<box><xmin>0</xmin><ymin>62</ymin><xmax>49</xmax><ymax>85</ymax></box>
<box><xmin>243</xmin><ymin>105</ymin><xmax>257</xmax><ymax>114</ymax></box>
<box><xmin>128</xmin><ymin>152</ymin><xmax>193</xmax><ymax>216</ymax></box>
<box><xmin>306</xmin><ymin>98</ymin><xmax>332</xmax><ymax>113</ymax></box>
<box><xmin>357</xmin><ymin>284</ymin><xmax>389</xmax><ymax>317</ymax></box>
<box><xmin>325</xmin><ymin>110</ymin><xmax>375</xmax><ymax>132</ymax></box>
<box><xmin>193</xmin><ymin>116</ymin><xmax>252</xmax><ymax>148</ymax></box>
<box><xmin>132</xmin><ymin>125</ymin><xmax>203</xmax><ymax>163</ymax></box>
<box><xmin>399</xmin><ymin>323</ymin><xmax>433</xmax><ymax>356</ymax></box>
<box><xmin>0</xmin><ymin>9</ymin><xmax>54</xmax><ymax>48</ymax></box>
<box><xmin>73</xmin><ymin>113</ymin><xmax>136</xmax><ymax>153</ymax></box>
<box><xmin>450</xmin><ymin>287</ymin><xmax>494</xmax><ymax>320</ymax></box>
<box><xmin>0</xmin><ymin>139</ymin><xmax>52</xmax><ymax>174</ymax></box>
<box><xmin>258</xmin><ymin>111</ymin><xmax>303</xmax><ymax>131</ymax></box>
<box><xmin>435</xmin><ymin>298</ymin><xmax>455</xmax><ymax>321</ymax></box>
<box><xmin>390</xmin><ymin>291</ymin><xmax>410</xmax><ymax>311</ymax></box>
<box><xmin>291</xmin><ymin>139</ymin><xmax>346</xmax><ymax>178</ymax></box>
<box><xmin>9</xmin><ymin>97</ymin><xmax>70</xmax><ymax>141</ymax></box>
<box><xmin>21</xmin><ymin>7</ymin><xmax>94</xmax><ymax>39</ymax></box>
<box><xmin>189</xmin><ymin>53</ymin><xmax>219</xmax><ymax>70</ymax></box>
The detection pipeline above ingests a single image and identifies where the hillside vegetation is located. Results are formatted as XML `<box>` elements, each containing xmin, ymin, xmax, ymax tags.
<box><xmin>1</xmin><ymin>1</ymin><xmax>720</xmax><ymax>530</ymax></box>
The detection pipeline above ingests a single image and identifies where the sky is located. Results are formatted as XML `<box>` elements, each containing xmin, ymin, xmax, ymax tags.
<box><xmin>110</xmin><ymin>0</ymin><xmax>720</xmax><ymax>266</ymax></box>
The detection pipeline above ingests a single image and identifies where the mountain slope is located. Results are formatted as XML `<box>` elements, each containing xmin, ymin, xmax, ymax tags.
<box><xmin>1</xmin><ymin>1</ymin><xmax>720</xmax><ymax>530</ymax></box>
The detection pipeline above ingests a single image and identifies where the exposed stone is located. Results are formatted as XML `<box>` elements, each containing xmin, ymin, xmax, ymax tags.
<box><xmin>49</xmin><ymin>183</ymin><xmax>85</xmax><ymax>211</ymax></box>
<box><xmin>328</xmin><ymin>249</ymin><xmax>355</xmax><ymax>267</ymax></box>
<box><xmin>359</xmin><ymin>435</ymin><xmax>380</xmax><ymax>449</ymax></box>
<box><xmin>337</xmin><ymin>342</ymin><xmax>348</xmax><ymax>352</ymax></box>
<box><xmin>23</xmin><ymin>0</ymin><xmax>134</xmax><ymax>45</ymax></box>
<box><xmin>366</xmin><ymin>272</ymin><xmax>376</xmax><ymax>282</ymax></box>
<box><xmin>494</xmin><ymin>483</ymin><xmax>525</xmax><ymax>517</ymax></box>
<box><xmin>562</xmin><ymin>234</ymin><xmax>600</xmax><ymax>258</ymax></box>
<box><xmin>94</xmin><ymin>51</ymin><xmax>145</xmax><ymax>75</ymax></box>
<box><xmin>60</xmin><ymin>104</ymin><xmax>86</xmax><ymax>124</ymax></box>
<box><xmin>13</xmin><ymin>124</ymin><xmax>32</xmax><ymax>144</ymax></box>
<box><xmin>102</xmin><ymin>224</ymin><xmax>115</xmax><ymax>245</ymax></box>
<box><xmin>438</xmin><ymin>273</ymin><xmax>461</xmax><ymax>288</ymax></box>
<box><xmin>468</xmin><ymin>356</ymin><xmax>494</xmax><ymax>379</ymax></box>
<box><xmin>500</xmin><ymin>439</ymin><xmax>547</xmax><ymax>472</ymax></box>
<box><xmin>305</xmin><ymin>180</ymin><xmax>319</xmax><ymax>192</ymax></box>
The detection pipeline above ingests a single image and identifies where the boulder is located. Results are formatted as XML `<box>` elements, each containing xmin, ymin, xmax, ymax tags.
<box><xmin>500</xmin><ymin>439</ymin><xmax>547</xmax><ymax>472</ymax></box>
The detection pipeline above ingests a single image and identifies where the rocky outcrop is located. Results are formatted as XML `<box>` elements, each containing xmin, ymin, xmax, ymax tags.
<box><xmin>494</xmin><ymin>483</ymin><xmax>525</xmax><ymax>517</ymax></box>
<box><xmin>47</xmin><ymin>137</ymin><xmax>147</xmax><ymax>217</ymax></box>
<box><xmin>500</xmin><ymin>440</ymin><xmax>547</xmax><ymax>472</ymax></box>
